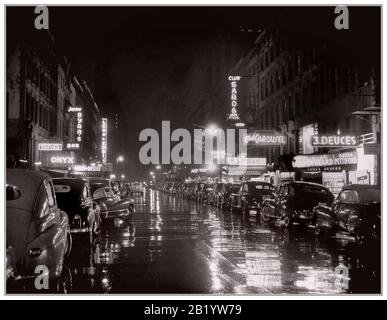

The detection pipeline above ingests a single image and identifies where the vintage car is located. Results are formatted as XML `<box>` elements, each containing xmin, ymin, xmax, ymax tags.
<box><xmin>231</xmin><ymin>181</ymin><xmax>276</xmax><ymax>214</ymax></box>
<box><xmin>313</xmin><ymin>184</ymin><xmax>380</xmax><ymax>245</ymax></box>
<box><xmin>214</xmin><ymin>182</ymin><xmax>241</xmax><ymax>209</ymax></box>
<box><xmin>52</xmin><ymin>178</ymin><xmax>101</xmax><ymax>244</ymax></box>
<box><xmin>130</xmin><ymin>181</ymin><xmax>144</xmax><ymax>196</ymax></box>
<box><xmin>6</xmin><ymin>169</ymin><xmax>71</xmax><ymax>283</ymax></box>
<box><xmin>88</xmin><ymin>178</ymin><xmax>135</xmax><ymax>219</ymax></box>
<box><xmin>260</xmin><ymin>181</ymin><xmax>334</xmax><ymax>227</ymax></box>
<box><xmin>184</xmin><ymin>182</ymin><xmax>196</xmax><ymax>199</ymax></box>
<box><xmin>201</xmin><ymin>183</ymin><xmax>216</xmax><ymax>204</ymax></box>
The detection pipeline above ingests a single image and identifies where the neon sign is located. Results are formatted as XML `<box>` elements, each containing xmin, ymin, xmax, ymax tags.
<box><xmin>72</xmin><ymin>164</ymin><xmax>102</xmax><ymax>172</ymax></box>
<box><xmin>293</xmin><ymin>151</ymin><xmax>358</xmax><ymax>168</ymax></box>
<box><xmin>244</xmin><ymin>131</ymin><xmax>287</xmax><ymax>146</ymax></box>
<box><xmin>66</xmin><ymin>143</ymin><xmax>80</xmax><ymax>150</ymax></box>
<box><xmin>312</xmin><ymin>135</ymin><xmax>358</xmax><ymax>147</ymax></box>
<box><xmin>50</xmin><ymin>156</ymin><xmax>74</xmax><ymax>164</ymax></box>
<box><xmin>101</xmin><ymin>118</ymin><xmax>108</xmax><ymax>163</ymax></box>
<box><xmin>227</xmin><ymin>75</ymin><xmax>241</xmax><ymax>121</ymax></box>
<box><xmin>38</xmin><ymin>143</ymin><xmax>62</xmax><ymax>151</ymax></box>
<box><xmin>68</xmin><ymin>106</ymin><xmax>83</xmax><ymax>143</ymax></box>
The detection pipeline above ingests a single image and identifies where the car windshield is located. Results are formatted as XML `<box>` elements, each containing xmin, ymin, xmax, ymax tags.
<box><xmin>341</xmin><ymin>188</ymin><xmax>380</xmax><ymax>203</ymax></box>
<box><xmin>300</xmin><ymin>186</ymin><xmax>330</xmax><ymax>201</ymax></box>
<box><xmin>90</xmin><ymin>181</ymin><xmax>109</xmax><ymax>194</ymax></box>
<box><xmin>53</xmin><ymin>182</ymin><xmax>83</xmax><ymax>208</ymax></box>
<box><xmin>226</xmin><ymin>184</ymin><xmax>240</xmax><ymax>193</ymax></box>
<box><xmin>249</xmin><ymin>184</ymin><xmax>275</xmax><ymax>194</ymax></box>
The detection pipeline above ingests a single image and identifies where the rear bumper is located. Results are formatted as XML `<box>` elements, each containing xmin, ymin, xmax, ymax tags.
<box><xmin>101</xmin><ymin>208</ymin><xmax>132</xmax><ymax>219</ymax></box>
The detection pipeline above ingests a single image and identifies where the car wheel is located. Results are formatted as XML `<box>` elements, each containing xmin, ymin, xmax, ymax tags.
<box><xmin>261</xmin><ymin>203</ymin><xmax>271</xmax><ymax>222</ymax></box>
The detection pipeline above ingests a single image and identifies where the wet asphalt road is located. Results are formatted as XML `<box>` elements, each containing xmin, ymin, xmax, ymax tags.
<box><xmin>64</xmin><ymin>188</ymin><xmax>380</xmax><ymax>294</ymax></box>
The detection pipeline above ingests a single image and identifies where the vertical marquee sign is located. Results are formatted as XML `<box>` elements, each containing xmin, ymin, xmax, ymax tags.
<box><xmin>101</xmin><ymin>118</ymin><xmax>108</xmax><ymax>163</ymax></box>
<box><xmin>227</xmin><ymin>75</ymin><xmax>241</xmax><ymax>121</ymax></box>
<box><xmin>67</xmin><ymin>106</ymin><xmax>83</xmax><ymax>148</ymax></box>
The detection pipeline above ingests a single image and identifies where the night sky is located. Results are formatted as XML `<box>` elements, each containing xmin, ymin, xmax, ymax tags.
<box><xmin>7</xmin><ymin>6</ymin><xmax>381</xmax><ymax>180</ymax></box>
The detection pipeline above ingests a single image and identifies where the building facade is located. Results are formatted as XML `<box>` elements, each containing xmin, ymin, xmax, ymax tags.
<box><xmin>6</xmin><ymin>25</ymin><xmax>102</xmax><ymax>172</ymax></box>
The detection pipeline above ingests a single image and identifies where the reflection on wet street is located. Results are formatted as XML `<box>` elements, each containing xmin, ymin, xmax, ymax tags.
<box><xmin>64</xmin><ymin>189</ymin><xmax>380</xmax><ymax>294</ymax></box>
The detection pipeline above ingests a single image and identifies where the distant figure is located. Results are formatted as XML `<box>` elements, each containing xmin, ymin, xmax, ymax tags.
<box><xmin>6</xmin><ymin>153</ymin><xmax>20</xmax><ymax>168</ymax></box>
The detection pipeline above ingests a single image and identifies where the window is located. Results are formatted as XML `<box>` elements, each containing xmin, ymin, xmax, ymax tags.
<box><xmin>288</xmin><ymin>59</ymin><xmax>293</xmax><ymax>81</ymax></box>
<box><xmin>330</xmin><ymin>69</ymin><xmax>337</xmax><ymax>98</ymax></box>
<box><xmin>276</xmin><ymin>70</ymin><xmax>280</xmax><ymax>89</ymax></box>
<box><xmin>45</xmin><ymin>180</ymin><xmax>56</xmax><ymax>207</ymax></box>
<box><xmin>282</xmin><ymin>65</ymin><xmax>287</xmax><ymax>86</ymax></box>
<box><xmin>261</xmin><ymin>82</ymin><xmax>264</xmax><ymax>100</ymax></box>
<box><xmin>338</xmin><ymin>190</ymin><xmax>359</xmax><ymax>203</ymax></box>
<box><xmin>49</xmin><ymin>109</ymin><xmax>57</xmax><ymax>135</ymax></box>
<box><xmin>34</xmin><ymin>98</ymin><xmax>38</xmax><ymax>123</ymax></box>
<box><xmin>279</xmin><ymin>186</ymin><xmax>289</xmax><ymax>195</ymax></box>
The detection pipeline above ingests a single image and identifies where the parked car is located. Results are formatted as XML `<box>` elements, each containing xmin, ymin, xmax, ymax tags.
<box><xmin>88</xmin><ymin>178</ymin><xmax>135</xmax><ymax>219</ymax></box>
<box><xmin>184</xmin><ymin>182</ymin><xmax>196</xmax><ymax>199</ymax></box>
<box><xmin>201</xmin><ymin>183</ymin><xmax>216</xmax><ymax>204</ymax></box>
<box><xmin>313</xmin><ymin>184</ymin><xmax>380</xmax><ymax>245</ymax></box>
<box><xmin>52</xmin><ymin>178</ymin><xmax>101</xmax><ymax>244</ymax></box>
<box><xmin>260</xmin><ymin>181</ymin><xmax>334</xmax><ymax>227</ymax></box>
<box><xmin>131</xmin><ymin>181</ymin><xmax>144</xmax><ymax>196</ymax></box>
<box><xmin>214</xmin><ymin>182</ymin><xmax>241</xmax><ymax>209</ymax></box>
<box><xmin>231</xmin><ymin>181</ymin><xmax>276</xmax><ymax>214</ymax></box>
<box><xmin>6</xmin><ymin>169</ymin><xmax>71</xmax><ymax>284</ymax></box>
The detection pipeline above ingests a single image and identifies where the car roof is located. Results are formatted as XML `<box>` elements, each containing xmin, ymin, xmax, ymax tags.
<box><xmin>246</xmin><ymin>181</ymin><xmax>273</xmax><ymax>186</ymax></box>
<box><xmin>7</xmin><ymin>169</ymin><xmax>50</xmax><ymax>211</ymax></box>
<box><xmin>342</xmin><ymin>184</ymin><xmax>380</xmax><ymax>190</ymax></box>
<box><xmin>52</xmin><ymin>177</ymin><xmax>87</xmax><ymax>186</ymax></box>
<box><xmin>285</xmin><ymin>181</ymin><xmax>327</xmax><ymax>188</ymax></box>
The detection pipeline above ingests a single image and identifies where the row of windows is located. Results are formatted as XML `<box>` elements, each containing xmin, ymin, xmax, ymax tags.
<box><xmin>25</xmin><ymin>59</ymin><xmax>58</xmax><ymax>107</ymax></box>
<box><xmin>25</xmin><ymin>91</ymin><xmax>57</xmax><ymax>134</ymax></box>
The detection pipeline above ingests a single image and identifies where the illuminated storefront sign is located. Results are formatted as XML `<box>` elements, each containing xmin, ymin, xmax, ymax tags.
<box><xmin>38</xmin><ymin>143</ymin><xmax>63</xmax><ymax>151</ymax></box>
<box><xmin>72</xmin><ymin>164</ymin><xmax>102</xmax><ymax>172</ymax></box>
<box><xmin>68</xmin><ymin>106</ymin><xmax>83</xmax><ymax>143</ymax></box>
<box><xmin>227</xmin><ymin>167</ymin><xmax>263</xmax><ymax>176</ymax></box>
<box><xmin>226</xmin><ymin>157</ymin><xmax>267</xmax><ymax>166</ymax></box>
<box><xmin>299</xmin><ymin>123</ymin><xmax>318</xmax><ymax>154</ymax></box>
<box><xmin>101</xmin><ymin>118</ymin><xmax>108</xmax><ymax>163</ymax></box>
<box><xmin>50</xmin><ymin>156</ymin><xmax>74</xmax><ymax>164</ymax></box>
<box><xmin>227</xmin><ymin>75</ymin><xmax>241</xmax><ymax>121</ymax></box>
<box><xmin>323</xmin><ymin>172</ymin><xmax>346</xmax><ymax>196</ymax></box>
<box><xmin>66</xmin><ymin>143</ymin><xmax>80</xmax><ymax>150</ymax></box>
<box><xmin>68</xmin><ymin>107</ymin><xmax>82</xmax><ymax>112</ymax></box>
<box><xmin>244</xmin><ymin>131</ymin><xmax>286</xmax><ymax>146</ymax></box>
<box><xmin>293</xmin><ymin>151</ymin><xmax>358</xmax><ymax>169</ymax></box>
<box><xmin>311</xmin><ymin>135</ymin><xmax>358</xmax><ymax>147</ymax></box>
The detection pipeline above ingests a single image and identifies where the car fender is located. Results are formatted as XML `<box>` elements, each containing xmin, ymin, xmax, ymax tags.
<box><xmin>313</xmin><ymin>205</ymin><xmax>335</xmax><ymax>229</ymax></box>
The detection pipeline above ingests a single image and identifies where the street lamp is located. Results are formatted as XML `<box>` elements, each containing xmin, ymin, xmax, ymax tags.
<box><xmin>156</xmin><ymin>165</ymin><xmax>161</xmax><ymax>170</ymax></box>
<box><xmin>149</xmin><ymin>171</ymin><xmax>154</xmax><ymax>176</ymax></box>
<box><xmin>116</xmin><ymin>155</ymin><xmax>124</xmax><ymax>163</ymax></box>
